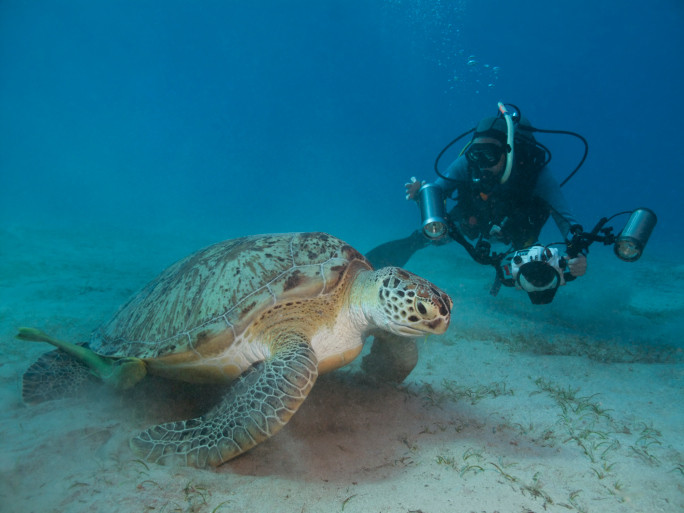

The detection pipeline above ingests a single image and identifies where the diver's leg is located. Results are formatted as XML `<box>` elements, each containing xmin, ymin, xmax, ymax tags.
<box><xmin>365</xmin><ymin>230</ymin><xmax>432</xmax><ymax>268</ymax></box>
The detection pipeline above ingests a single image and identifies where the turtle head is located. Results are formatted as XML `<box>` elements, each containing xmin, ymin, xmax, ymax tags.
<box><xmin>359</xmin><ymin>267</ymin><xmax>452</xmax><ymax>337</ymax></box>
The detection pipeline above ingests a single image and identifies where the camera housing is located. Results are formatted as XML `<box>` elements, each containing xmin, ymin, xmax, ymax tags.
<box><xmin>500</xmin><ymin>246</ymin><xmax>565</xmax><ymax>304</ymax></box>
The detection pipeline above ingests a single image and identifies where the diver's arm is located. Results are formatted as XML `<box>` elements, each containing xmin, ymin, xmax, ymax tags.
<box><xmin>405</xmin><ymin>156</ymin><xmax>468</xmax><ymax>200</ymax></box>
<box><xmin>534</xmin><ymin>167</ymin><xmax>587</xmax><ymax>277</ymax></box>
<box><xmin>534</xmin><ymin>167</ymin><xmax>580</xmax><ymax>239</ymax></box>
<box><xmin>433</xmin><ymin>156</ymin><xmax>469</xmax><ymax>196</ymax></box>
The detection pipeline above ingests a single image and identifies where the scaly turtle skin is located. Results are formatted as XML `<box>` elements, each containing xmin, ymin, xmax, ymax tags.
<box><xmin>18</xmin><ymin>232</ymin><xmax>452</xmax><ymax>468</ymax></box>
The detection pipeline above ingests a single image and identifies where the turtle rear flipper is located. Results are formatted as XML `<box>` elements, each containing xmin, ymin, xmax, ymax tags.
<box><xmin>22</xmin><ymin>347</ymin><xmax>100</xmax><ymax>404</ymax></box>
<box><xmin>18</xmin><ymin>327</ymin><xmax>147</xmax><ymax>391</ymax></box>
<box><xmin>131</xmin><ymin>338</ymin><xmax>318</xmax><ymax>468</ymax></box>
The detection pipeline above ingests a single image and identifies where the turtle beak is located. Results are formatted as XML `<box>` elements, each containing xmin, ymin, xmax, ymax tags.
<box><xmin>394</xmin><ymin>324</ymin><xmax>426</xmax><ymax>336</ymax></box>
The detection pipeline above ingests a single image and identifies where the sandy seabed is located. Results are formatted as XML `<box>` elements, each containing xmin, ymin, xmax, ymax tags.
<box><xmin>1</xmin><ymin>223</ymin><xmax>682</xmax><ymax>513</ymax></box>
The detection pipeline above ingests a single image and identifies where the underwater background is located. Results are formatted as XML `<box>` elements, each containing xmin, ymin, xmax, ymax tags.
<box><xmin>2</xmin><ymin>0</ymin><xmax>683</xmax><ymax>249</ymax></box>
<box><xmin>1</xmin><ymin>1</ymin><xmax>683</xmax><ymax>512</ymax></box>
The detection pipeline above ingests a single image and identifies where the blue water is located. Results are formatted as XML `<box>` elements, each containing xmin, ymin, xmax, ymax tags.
<box><xmin>2</xmin><ymin>0</ymin><xmax>682</xmax><ymax>252</ymax></box>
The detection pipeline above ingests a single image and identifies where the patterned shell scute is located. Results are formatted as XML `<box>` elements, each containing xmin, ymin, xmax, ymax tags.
<box><xmin>89</xmin><ymin>232</ymin><xmax>368</xmax><ymax>359</ymax></box>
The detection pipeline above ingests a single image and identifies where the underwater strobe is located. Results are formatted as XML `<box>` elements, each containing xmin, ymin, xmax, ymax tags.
<box><xmin>418</xmin><ymin>183</ymin><xmax>448</xmax><ymax>239</ymax></box>
<box><xmin>614</xmin><ymin>208</ymin><xmax>658</xmax><ymax>262</ymax></box>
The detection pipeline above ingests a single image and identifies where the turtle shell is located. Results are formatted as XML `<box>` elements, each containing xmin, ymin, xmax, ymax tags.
<box><xmin>90</xmin><ymin>232</ymin><xmax>369</xmax><ymax>360</ymax></box>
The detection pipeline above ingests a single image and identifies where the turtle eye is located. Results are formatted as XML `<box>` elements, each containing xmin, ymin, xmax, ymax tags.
<box><xmin>416</xmin><ymin>301</ymin><xmax>427</xmax><ymax>315</ymax></box>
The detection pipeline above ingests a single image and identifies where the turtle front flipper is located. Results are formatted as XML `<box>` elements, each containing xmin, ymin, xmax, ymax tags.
<box><xmin>17</xmin><ymin>327</ymin><xmax>147</xmax><ymax>391</ymax></box>
<box><xmin>361</xmin><ymin>331</ymin><xmax>419</xmax><ymax>384</ymax></box>
<box><xmin>131</xmin><ymin>338</ymin><xmax>318</xmax><ymax>468</ymax></box>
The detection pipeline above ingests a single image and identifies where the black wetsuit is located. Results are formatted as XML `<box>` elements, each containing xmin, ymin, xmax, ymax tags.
<box><xmin>434</xmin><ymin>155</ymin><xmax>579</xmax><ymax>249</ymax></box>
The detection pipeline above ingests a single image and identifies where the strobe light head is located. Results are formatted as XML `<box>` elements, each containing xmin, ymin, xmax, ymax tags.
<box><xmin>614</xmin><ymin>208</ymin><xmax>657</xmax><ymax>262</ymax></box>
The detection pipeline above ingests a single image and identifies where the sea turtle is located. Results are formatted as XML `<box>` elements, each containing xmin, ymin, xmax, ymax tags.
<box><xmin>18</xmin><ymin>232</ymin><xmax>452</xmax><ymax>468</ymax></box>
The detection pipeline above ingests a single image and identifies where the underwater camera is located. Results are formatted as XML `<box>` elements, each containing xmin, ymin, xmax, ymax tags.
<box><xmin>499</xmin><ymin>246</ymin><xmax>565</xmax><ymax>305</ymax></box>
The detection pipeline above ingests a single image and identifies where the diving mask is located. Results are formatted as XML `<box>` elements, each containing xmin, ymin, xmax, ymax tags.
<box><xmin>465</xmin><ymin>143</ymin><xmax>505</xmax><ymax>169</ymax></box>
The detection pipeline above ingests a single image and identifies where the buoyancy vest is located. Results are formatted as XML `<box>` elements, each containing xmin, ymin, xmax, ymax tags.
<box><xmin>450</xmin><ymin>141</ymin><xmax>549</xmax><ymax>249</ymax></box>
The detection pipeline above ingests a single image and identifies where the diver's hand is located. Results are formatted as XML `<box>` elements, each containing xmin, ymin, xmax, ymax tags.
<box><xmin>405</xmin><ymin>176</ymin><xmax>425</xmax><ymax>200</ymax></box>
<box><xmin>566</xmin><ymin>253</ymin><xmax>587</xmax><ymax>277</ymax></box>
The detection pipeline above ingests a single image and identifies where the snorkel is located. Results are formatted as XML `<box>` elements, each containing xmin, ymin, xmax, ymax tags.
<box><xmin>497</xmin><ymin>101</ymin><xmax>515</xmax><ymax>185</ymax></box>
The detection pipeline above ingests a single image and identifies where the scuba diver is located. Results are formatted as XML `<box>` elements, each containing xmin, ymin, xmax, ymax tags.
<box><xmin>368</xmin><ymin>102</ymin><xmax>657</xmax><ymax>304</ymax></box>
<box><xmin>367</xmin><ymin>103</ymin><xmax>587</xmax><ymax>278</ymax></box>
